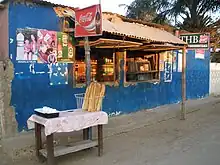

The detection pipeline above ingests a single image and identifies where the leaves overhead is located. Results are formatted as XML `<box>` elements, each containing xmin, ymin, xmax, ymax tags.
<box><xmin>124</xmin><ymin>0</ymin><xmax>220</xmax><ymax>32</ymax></box>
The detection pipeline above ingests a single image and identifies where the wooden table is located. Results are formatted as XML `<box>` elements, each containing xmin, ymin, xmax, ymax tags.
<box><xmin>28</xmin><ymin>110</ymin><xmax>108</xmax><ymax>165</ymax></box>
<box><xmin>35</xmin><ymin>123</ymin><xmax>103</xmax><ymax>165</ymax></box>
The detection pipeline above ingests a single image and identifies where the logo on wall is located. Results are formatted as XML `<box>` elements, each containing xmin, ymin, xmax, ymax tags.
<box><xmin>75</xmin><ymin>4</ymin><xmax>102</xmax><ymax>37</ymax></box>
<box><xmin>48</xmin><ymin>54</ymin><xmax>57</xmax><ymax>64</ymax></box>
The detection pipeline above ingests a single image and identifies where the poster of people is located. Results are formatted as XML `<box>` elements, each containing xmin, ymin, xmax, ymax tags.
<box><xmin>16</xmin><ymin>29</ymin><xmax>38</xmax><ymax>63</ymax></box>
<box><xmin>16</xmin><ymin>29</ymin><xmax>75</xmax><ymax>65</ymax></box>
<box><xmin>37</xmin><ymin>30</ymin><xmax>57</xmax><ymax>64</ymax></box>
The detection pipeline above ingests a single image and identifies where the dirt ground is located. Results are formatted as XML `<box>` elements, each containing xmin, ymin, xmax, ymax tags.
<box><xmin>2</xmin><ymin>97</ymin><xmax>220</xmax><ymax>165</ymax></box>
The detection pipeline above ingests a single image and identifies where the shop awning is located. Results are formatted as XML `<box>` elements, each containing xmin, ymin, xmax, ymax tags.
<box><xmin>77</xmin><ymin>38</ymin><xmax>143</xmax><ymax>48</ymax></box>
<box><xmin>102</xmin><ymin>17</ymin><xmax>186</xmax><ymax>46</ymax></box>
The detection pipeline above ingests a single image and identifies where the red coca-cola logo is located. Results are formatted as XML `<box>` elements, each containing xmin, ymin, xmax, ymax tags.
<box><xmin>79</xmin><ymin>12</ymin><xmax>93</xmax><ymax>23</ymax></box>
<box><xmin>199</xmin><ymin>35</ymin><xmax>208</xmax><ymax>43</ymax></box>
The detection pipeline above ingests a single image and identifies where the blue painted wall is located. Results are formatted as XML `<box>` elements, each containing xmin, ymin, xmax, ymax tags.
<box><xmin>186</xmin><ymin>50</ymin><xmax>210</xmax><ymax>99</ymax></box>
<box><xmin>8</xmin><ymin>2</ymin><xmax>210</xmax><ymax>131</ymax></box>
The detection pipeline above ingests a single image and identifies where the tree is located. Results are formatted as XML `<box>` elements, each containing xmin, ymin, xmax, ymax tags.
<box><xmin>170</xmin><ymin>0</ymin><xmax>220</xmax><ymax>32</ymax></box>
<box><xmin>121</xmin><ymin>0</ymin><xmax>171</xmax><ymax>23</ymax></box>
<box><xmin>125</xmin><ymin>0</ymin><xmax>220</xmax><ymax>32</ymax></box>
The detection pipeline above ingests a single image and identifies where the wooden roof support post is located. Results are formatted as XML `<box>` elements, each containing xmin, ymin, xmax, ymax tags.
<box><xmin>181</xmin><ymin>46</ymin><xmax>187</xmax><ymax>120</ymax></box>
<box><xmin>84</xmin><ymin>37</ymin><xmax>92</xmax><ymax>139</ymax></box>
<box><xmin>84</xmin><ymin>37</ymin><xmax>91</xmax><ymax>86</ymax></box>
<box><xmin>123</xmin><ymin>50</ymin><xmax>127</xmax><ymax>84</ymax></box>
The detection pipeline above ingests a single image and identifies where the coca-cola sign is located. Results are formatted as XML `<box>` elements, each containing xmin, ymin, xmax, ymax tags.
<box><xmin>75</xmin><ymin>4</ymin><xmax>102</xmax><ymax>37</ymax></box>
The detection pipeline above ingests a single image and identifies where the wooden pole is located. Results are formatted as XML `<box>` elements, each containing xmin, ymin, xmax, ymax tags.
<box><xmin>84</xmin><ymin>37</ymin><xmax>92</xmax><ymax>139</ymax></box>
<box><xmin>98</xmin><ymin>125</ymin><xmax>103</xmax><ymax>156</ymax></box>
<box><xmin>181</xmin><ymin>46</ymin><xmax>186</xmax><ymax>120</ymax></box>
<box><xmin>84</xmin><ymin>37</ymin><xmax>91</xmax><ymax>86</ymax></box>
<box><xmin>46</xmin><ymin>134</ymin><xmax>55</xmax><ymax>165</ymax></box>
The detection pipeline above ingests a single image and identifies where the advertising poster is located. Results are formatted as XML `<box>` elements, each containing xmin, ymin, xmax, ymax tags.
<box><xmin>178</xmin><ymin>50</ymin><xmax>183</xmax><ymax>72</ymax></box>
<box><xmin>164</xmin><ymin>51</ymin><xmax>173</xmax><ymax>82</ymax></box>
<box><xmin>49</xmin><ymin>63</ymin><xmax>68</xmax><ymax>85</ymax></box>
<box><xmin>172</xmin><ymin>51</ymin><xmax>177</xmax><ymax>72</ymax></box>
<box><xmin>16</xmin><ymin>29</ymin><xmax>38</xmax><ymax>63</ymax></box>
<box><xmin>75</xmin><ymin>4</ymin><xmax>102</xmax><ymax>37</ymax></box>
<box><xmin>57</xmin><ymin>32</ymin><xmax>75</xmax><ymax>62</ymax></box>
<box><xmin>195</xmin><ymin>49</ymin><xmax>205</xmax><ymax>59</ymax></box>
<box><xmin>179</xmin><ymin>33</ymin><xmax>210</xmax><ymax>49</ymax></box>
<box><xmin>37</xmin><ymin>30</ymin><xmax>57</xmax><ymax>64</ymax></box>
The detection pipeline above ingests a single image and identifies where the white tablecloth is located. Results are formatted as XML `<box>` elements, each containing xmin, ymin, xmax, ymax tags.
<box><xmin>27</xmin><ymin>109</ymin><xmax>108</xmax><ymax>136</ymax></box>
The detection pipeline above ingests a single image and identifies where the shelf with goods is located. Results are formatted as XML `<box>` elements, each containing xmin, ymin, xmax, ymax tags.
<box><xmin>126</xmin><ymin>55</ymin><xmax>159</xmax><ymax>82</ymax></box>
<box><xmin>100</xmin><ymin>58</ymin><xmax>114</xmax><ymax>82</ymax></box>
<box><xmin>74</xmin><ymin>60</ymin><xmax>98</xmax><ymax>83</ymax></box>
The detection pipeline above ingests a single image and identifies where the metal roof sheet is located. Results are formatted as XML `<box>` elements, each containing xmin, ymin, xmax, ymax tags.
<box><xmin>0</xmin><ymin>0</ymin><xmax>74</xmax><ymax>8</ymax></box>
<box><xmin>102</xmin><ymin>18</ymin><xmax>186</xmax><ymax>45</ymax></box>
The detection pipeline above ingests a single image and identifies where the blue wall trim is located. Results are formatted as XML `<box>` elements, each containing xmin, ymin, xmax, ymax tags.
<box><xmin>9</xmin><ymin>3</ymin><xmax>210</xmax><ymax>131</ymax></box>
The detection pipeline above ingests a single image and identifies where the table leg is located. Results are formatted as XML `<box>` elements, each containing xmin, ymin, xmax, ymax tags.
<box><xmin>83</xmin><ymin>128</ymin><xmax>89</xmax><ymax>140</ymax></box>
<box><xmin>98</xmin><ymin>125</ymin><xmax>103</xmax><ymax>156</ymax></box>
<box><xmin>46</xmin><ymin>134</ymin><xmax>55</xmax><ymax>165</ymax></box>
<box><xmin>35</xmin><ymin>123</ymin><xmax>42</xmax><ymax>159</ymax></box>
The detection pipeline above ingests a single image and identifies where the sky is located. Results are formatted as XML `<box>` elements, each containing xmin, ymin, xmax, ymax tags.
<box><xmin>45</xmin><ymin>0</ymin><xmax>134</xmax><ymax>15</ymax></box>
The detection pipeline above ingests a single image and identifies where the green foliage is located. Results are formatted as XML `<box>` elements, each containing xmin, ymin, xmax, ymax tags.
<box><xmin>124</xmin><ymin>0</ymin><xmax>220</xmax><ymax>32</ymax></box>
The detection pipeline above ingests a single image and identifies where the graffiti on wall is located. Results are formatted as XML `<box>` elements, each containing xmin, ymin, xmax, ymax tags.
<box><xmin>49</xmin><ymin>63</ymin><xmax>68</xmax><ymax>85</ymax></box>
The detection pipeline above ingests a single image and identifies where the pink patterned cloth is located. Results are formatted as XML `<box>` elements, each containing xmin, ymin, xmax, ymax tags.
<box><xmin>27</xmin><ymin>109</ymin><xmax>108</xmax><ymax>136</ymax></box>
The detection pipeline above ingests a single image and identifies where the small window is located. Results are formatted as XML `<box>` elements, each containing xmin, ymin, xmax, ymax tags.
<box><xmin>74</xmin><ymin>48</ymin><xmax>117</xmax><ymax>85</ymax></box>
<box><xmin>125</xmin><ymin>51</ymin><xmax>160</xmax><ymax>82</ymax></box>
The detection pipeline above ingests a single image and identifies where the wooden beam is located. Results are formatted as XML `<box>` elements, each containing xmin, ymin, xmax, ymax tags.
<box><xmin>77</xmin><ymin>38</ymin><xmax>142</xmax><ymax>48</ymax></box>
<box><xmin>128</xmin><ymin>44</ymin><xmax>185</xmax><ymax>51</ymax></box>
<box><xmin>98</xmin><ymin>125</ymin><xmax>103</xmax><ymax>156</ymax></box>
<box><xmin>123</xmin><ymin>50</ymin><xmax>127</xmax><ymax>84</ymax></box>
<box><xmin>46</xmin><ymin>134</ymin><xmax>55</xmax><ymax>165</ymax></box>
<box><xmin>181</xmin><ymin>46</ymin><xmax>186</xmax><ymax>120</ymax></box>
<box><xmin>140</xmin><ymin>48</ymin><xmax>183</xmax><ymax>52</ymax></box>
<box><xmin>40</xmin><ymin>140</ymin><xmax>98</xmax><ymax>158</ymax></box>
<box><xmin>35</xmin><ymin>123</ymin><xmax>42</xmax><ymax>159</ymax></box>
<box><xmin>95</xmin><ymin>45</ymin><xmax>141</xmax><ymax>49</ymax></box>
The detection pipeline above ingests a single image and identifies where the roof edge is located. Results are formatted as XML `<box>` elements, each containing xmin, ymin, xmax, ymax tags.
<box><xmin>103</xmin><ymin>12</ymin><xmax>175</xmax><ymax>33</ymax></box>
<box><xmin>0</xmin><ymin>0</ymin><xmax>75</xmax><ymax>8</ymax></box>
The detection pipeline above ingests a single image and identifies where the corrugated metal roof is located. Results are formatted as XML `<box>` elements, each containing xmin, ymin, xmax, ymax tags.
<box><xmin>103</xmin><ymin>12</ymin><xmax>175</xmax><ymax>33</ymax></box>
<box><xmin>102</xmin><ymin>18</ymin><xmax>186</xmax><ymax>45</ymax></box>
<box><xmin>0</xmin><ymin>0</ymin><xmax>74</xmax><ymax>8</ymax></box>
